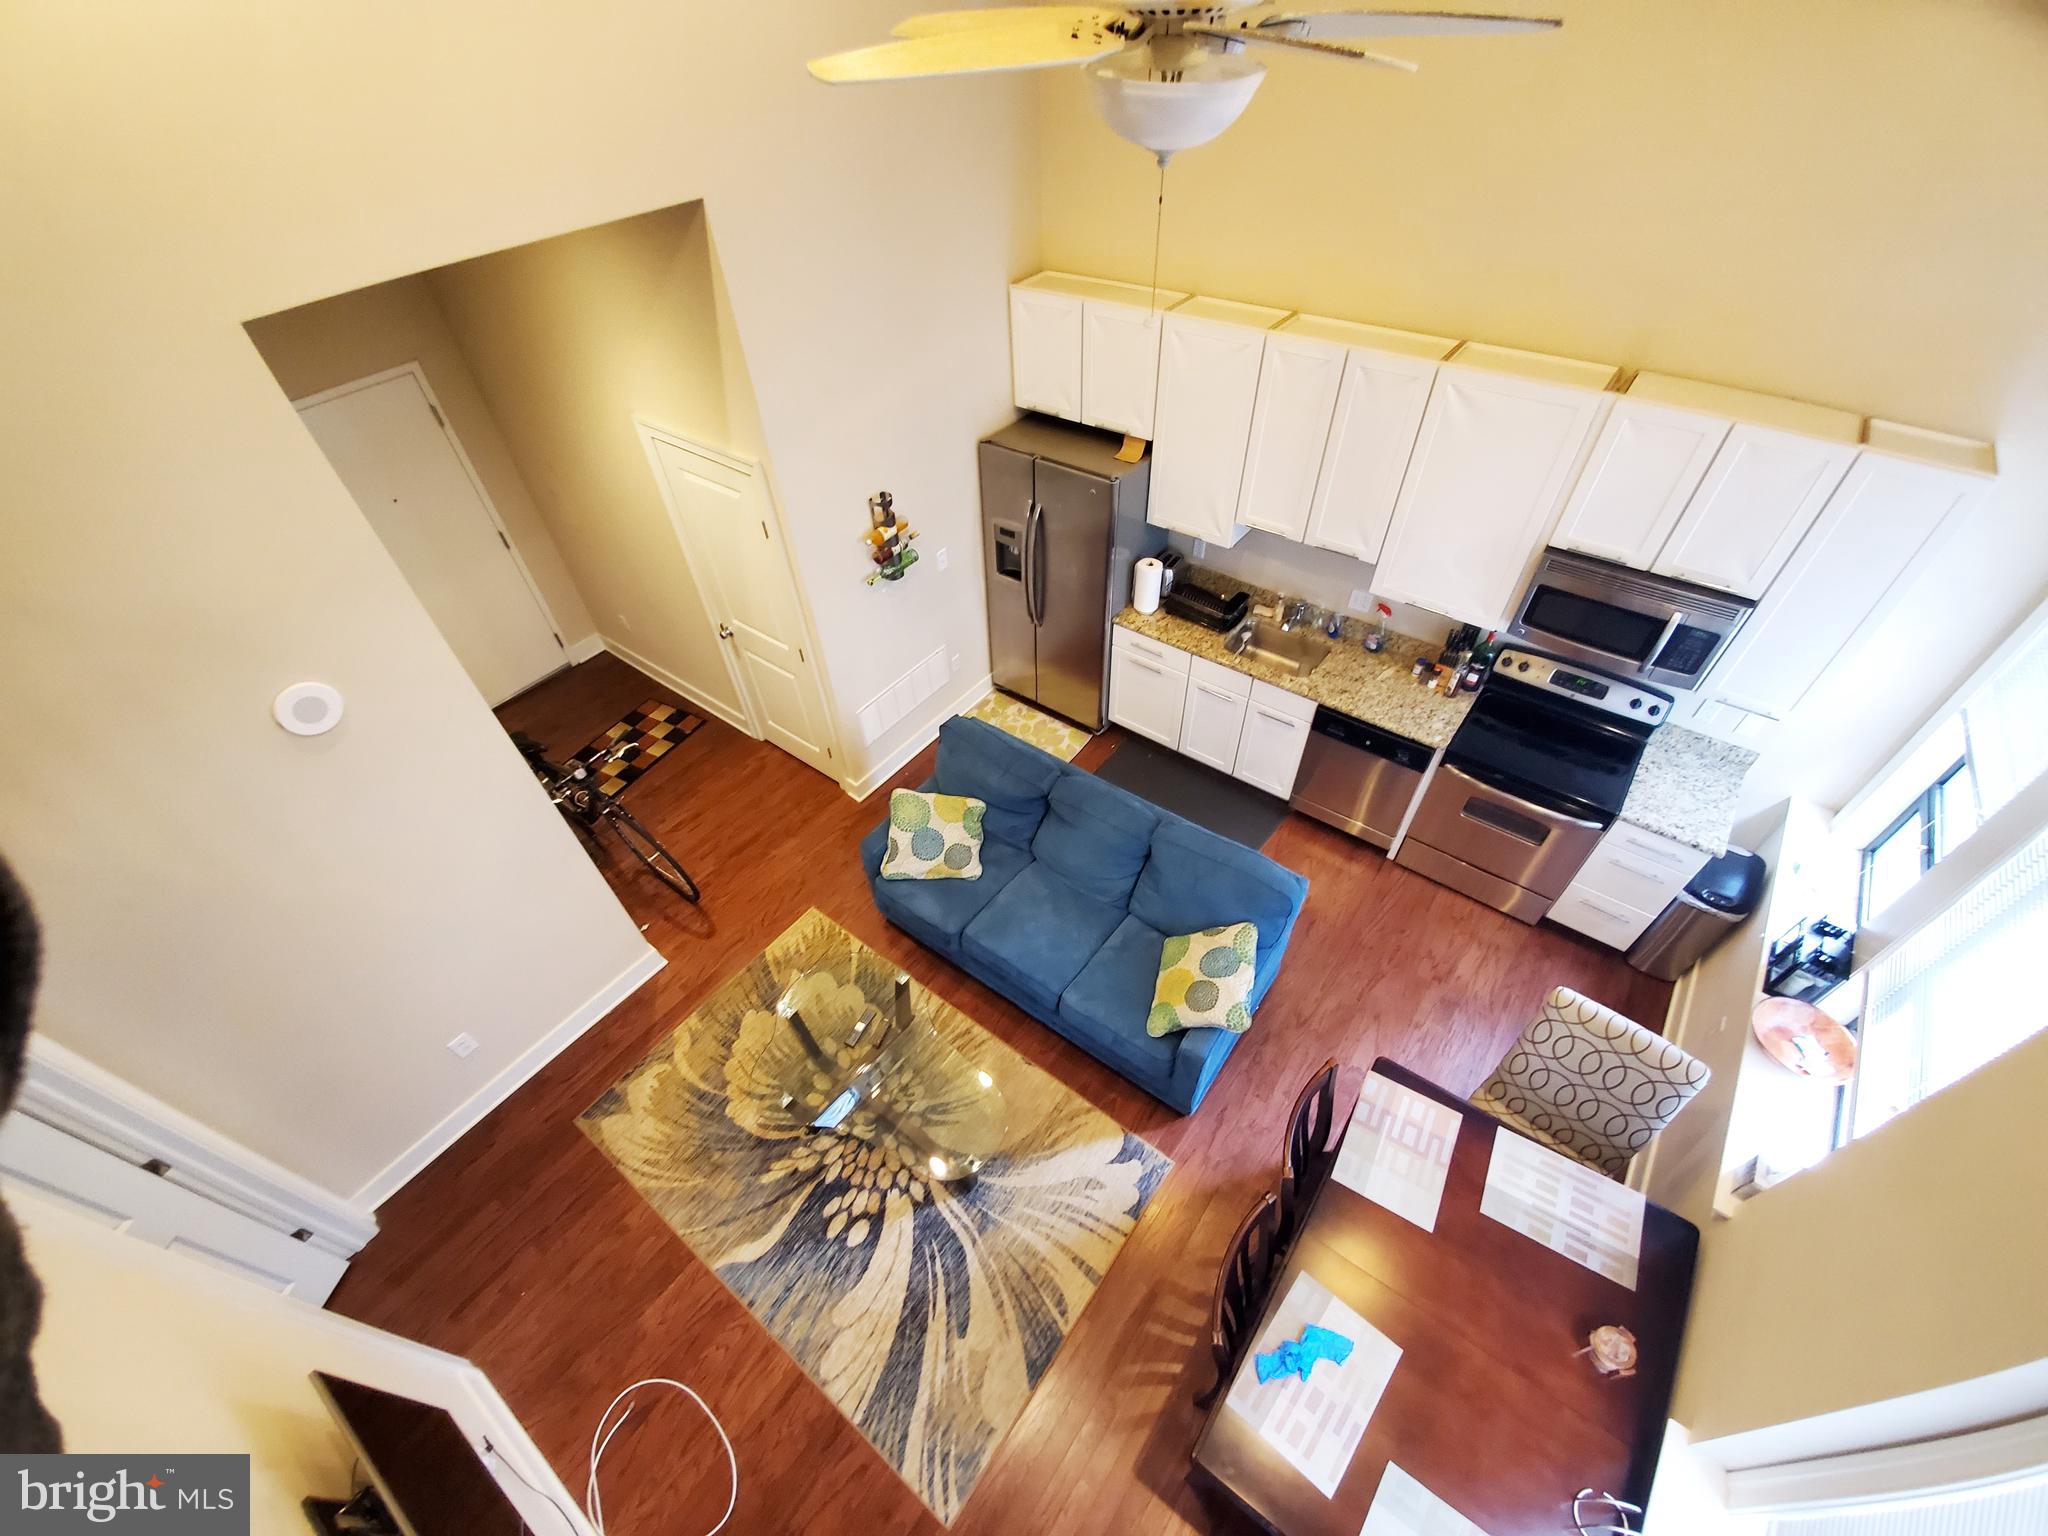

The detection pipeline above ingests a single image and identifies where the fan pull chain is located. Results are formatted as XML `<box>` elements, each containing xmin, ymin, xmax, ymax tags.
<box><xmin>1148</xmin><ymin>156</ymin><xmax>1167</xmax><ymax>314</ymax></box>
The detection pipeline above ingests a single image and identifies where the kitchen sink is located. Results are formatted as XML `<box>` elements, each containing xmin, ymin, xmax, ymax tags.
<box><xmin>1225</xmin><ymin>618</ymin><xmax>1330</xmax><ymax>678</ymax></box>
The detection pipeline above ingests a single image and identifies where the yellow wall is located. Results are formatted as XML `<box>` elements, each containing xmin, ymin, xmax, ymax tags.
<box><xmin>1038</xmin><ymin>0</ymin><xmax>2048</xmax><ymax>814</ymax></box>
<box><xmin>245</xmin><ymin>275</ymin><xmax>598</xmax><ymax>647</ymax></box>
<box><xmin>1672</xmin><ymin>1026</ymin><xmax>2048</xmax><ymax>1440</ymax></box>
<box><xmin>0</xmin><ymin>2</ymin><xmax>1035</xmax><ymax>1201</ymax></box>
<box><xmin>426</xmin><ymin>202</ymin><xmax>748</xmax><ymax>724</ymax></box>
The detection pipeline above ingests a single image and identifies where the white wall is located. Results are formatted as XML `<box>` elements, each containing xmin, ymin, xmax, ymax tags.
<box><xmin>245</xmin><ymin>276</ymin><xmax>599</xmax><ymax>650</ymax></box>
<box><xmin>426</xmin><ymin>202</ymin><xmax>754</xmax><ymax>729</ymax></box>
<box><xmin>1038</xmin><ymin>0</ymin><xmax>2048</xmax><ymax>818</ymax></box>
<box><xmin>18</xmin><ymin>1194</ymin><xmax>585</xmax><ymax>1531</ymax></box>
<box><xmin>0</xmin><ymin>4</ymin><xmax>1036</xmax><ymax>1201</ymax></box>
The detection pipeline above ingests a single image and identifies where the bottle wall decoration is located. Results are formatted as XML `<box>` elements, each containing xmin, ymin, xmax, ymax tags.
<box><xmin>863</xmin><ymin>491</ymin><xmax>919</xmax><ymax>585</ymax></box>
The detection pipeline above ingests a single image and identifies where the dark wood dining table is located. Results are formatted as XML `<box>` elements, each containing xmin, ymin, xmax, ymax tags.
<box><xmin>1190</xmin><ymin>1059</ymin><xmax>1699</xmax><ymax>1536</ymax></box>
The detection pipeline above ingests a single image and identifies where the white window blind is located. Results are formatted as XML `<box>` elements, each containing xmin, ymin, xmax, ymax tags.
<box><xmin>1963</xmin><ymin>623</ymin><xmax>2048</xmax><ymax>820</ymax></box>
<box><xmin>1849</xmin><ymin>824</ymin><xmax>2048</xmax><ymax>1139</ymax></box>
<box><xmin>1769</xmin><ymin>1477</ymin><xmax>2048</xmax><ymax>1536</ymax></box>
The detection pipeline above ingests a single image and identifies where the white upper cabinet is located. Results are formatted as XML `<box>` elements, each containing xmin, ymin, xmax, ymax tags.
<box><xmin>1649</xmin><ymin>381</ymin><xmax>1862</xmax><ymax>598</ymax></box>
<box><xmin>1150</xmin><ymin>296</ymin><xmax>1290</xmax><ymax>547</ymax></box>
<box><xmin>1009</xmin><ymin>272</ymin><xmax>1187</xmax><ymax>433</ymax></box>
<box><xmin>1551</xmin><ymin>378</ymin><xmax>1730</xmax><ymax>568</ymax></box>
<box><xmin>1009</xmin><ymin>280</ymin><xmax>1082</xmax><ymax>420</ymax></box>
<box><xmin>1706</xmin><ymin>421</ymin><xmax>1995</xmax><ymax>722</ymax></box>
<box><xmin>1235</xmin><ymin>327</ymin><xmax>1348</xmax><ymax>540</ymax></box>
<box><xmin>1293</xmin><ymin>318</ymin><xmax>1458</xmax><ymax>562</ymax></box>
<box><xmin>1374</xmin><ymin>344</ymin><xmax>1619</xmax><ymax>629</ymax></box>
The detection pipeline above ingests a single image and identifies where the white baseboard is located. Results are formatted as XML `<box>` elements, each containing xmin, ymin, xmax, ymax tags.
<box><xmin>20</xmin><ymin>1035</ymin><xmax>382</xmax><ymax>1257</ymax></box>
<box><xmin>841</xmin><ymin>672</ymin><xmax>993</xmax><ymax>801</ymax></box>
<box><xmin>350</xmin><ymin>944</ymin><xmax>666</xmax><ymax>1210</ymax></box>
<box><xmin>598</xmin><ymin>634</ymin><xmax>752</xmax><ymax>735</ymax></box>
<box><xmin>563</xmin><ymin>632</ymin><xmax>605</xmax><ymax>665</ymax></box>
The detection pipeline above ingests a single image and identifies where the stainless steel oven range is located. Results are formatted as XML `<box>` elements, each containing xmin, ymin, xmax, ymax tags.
<box><xmin>1508</xmin><ymin>549</ymin><xmax>1755</xmax><ymax>691</ymax></box>
<box><xmin>1394</xmin><ymin>648</ymin><xmax>1670</xmax><ymax>923</ymax></box>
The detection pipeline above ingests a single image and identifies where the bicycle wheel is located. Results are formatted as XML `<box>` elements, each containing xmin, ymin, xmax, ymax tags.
<box><xmin>601</xmin><ymin>802</ymin><xmax>701</xmax><ymax>903</ymax></box>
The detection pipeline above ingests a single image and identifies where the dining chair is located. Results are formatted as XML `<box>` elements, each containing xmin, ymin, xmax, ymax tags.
<box><xmin>1276</xmin><ymin>1057</ymin><xmax>1341</xmax><ymax>1248</ymax></box>
<box><xmin>1196</xmin><ymin>1191</ymin><xmax>1282</xmax><ymax>1409</ymax></box>
<box><xmin>1471</xmin><ymin>987</ymin><xmax>1710</xmax><ymax>1178</ymax></box>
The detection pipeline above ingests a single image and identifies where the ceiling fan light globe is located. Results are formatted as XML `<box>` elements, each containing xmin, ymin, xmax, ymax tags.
<box><xmin>1087</xmin><ymin>46</ymin><xmax>1265</xmax><ymax>160</ymax></box>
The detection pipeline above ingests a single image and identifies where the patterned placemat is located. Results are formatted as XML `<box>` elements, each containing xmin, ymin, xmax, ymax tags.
<box><xmin>571</xmin><ymin>699</ymin><xmax>705</xmax><ymax>796</ymax></box>
<box><xmin>964</xmin><ymin>690</ymin><xmax>1090</xmax><ymax>763</ymax></box>
<box><xmin>578</xmin><ymin>908</ymin><xmax>1170</xmax><ymax>1522</ymax></box>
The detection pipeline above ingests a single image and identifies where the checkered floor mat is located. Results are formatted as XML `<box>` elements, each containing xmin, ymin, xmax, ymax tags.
<box><xmin>571</xmin><ymin>700</ymin><xmax>706</xmax><ymax>796</ymax></box>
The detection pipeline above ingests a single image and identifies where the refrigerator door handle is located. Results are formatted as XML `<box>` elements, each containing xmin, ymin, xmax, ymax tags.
<box><xmin>1024</xmin><ymin>500</ymin><xmax>1046</xmax><ymax>627</ymax></box>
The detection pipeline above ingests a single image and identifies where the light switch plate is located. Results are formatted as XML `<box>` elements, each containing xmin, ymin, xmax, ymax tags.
<box><xmin>1348</xmin><ymin>588</ymin><xmax>1374</xmax><ymax>614</ymax></box>
<box><xmin>935</xmin><ymin>546</ymin><xmax>949</xmax><ymax>572</ymax></box>
<box><xmin>447</xmin><ymin>1032</ymin><xmax>479</xmax><ymax>1059</ymax></box>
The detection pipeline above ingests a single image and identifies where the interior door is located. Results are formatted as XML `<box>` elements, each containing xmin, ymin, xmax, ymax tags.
<box><xmin>1030</xmin><ymin>457</ymin><xmax>1114</xmax><ymax>730</ymax></box>
<box><xmin>652</xmin><ymin>439</ymin><xmax>836</xmax><ymax>777</ymax></box>
<box><xmin>0</xmin><ymin>1113</ymin><xmax>348</xmax><ymax>1303</ymax></box>
<box><xmin>980</xmin><ymin>441</ymin><xmax>1038</xmax><ymax>703</ymax></box>
<box><xmin>297</xmin><ymin>371</ymin><xmax>564</xmax><ymax>706</ymax></box>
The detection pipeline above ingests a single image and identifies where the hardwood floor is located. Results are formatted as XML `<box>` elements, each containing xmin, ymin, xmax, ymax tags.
<box><xmin>331</xmin><ymin>653</ymin><xmax>1672</xmax><ymax>1536</ymax></box>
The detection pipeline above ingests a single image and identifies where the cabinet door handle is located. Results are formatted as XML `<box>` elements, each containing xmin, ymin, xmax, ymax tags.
<box><xmin>1196</xmin><ymin>683</ymin><xmax>1237</xmax><ymax>702</ymax></box>
<box><xmin>1126</xmin><ymin>656</ymin><xmax>1165</xmax><ymax>676</ymax></box>
<box><xmin>1254</xmin><ymin>707</ymin><xmax>1299</xmax><ymax>727</ymax></box>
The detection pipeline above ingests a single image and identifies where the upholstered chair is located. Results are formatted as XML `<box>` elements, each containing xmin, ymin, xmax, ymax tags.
<box><xmin>1471</xmin><ymin>988</ymin><xmax>1709</xmax><ymax>1178</ymax></box>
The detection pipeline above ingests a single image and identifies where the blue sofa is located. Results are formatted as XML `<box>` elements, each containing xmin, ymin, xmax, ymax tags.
<box><xmin>859</xmin><ymin>716</ymin><xmax>1309</xmax><ymax>1113</ymax></box>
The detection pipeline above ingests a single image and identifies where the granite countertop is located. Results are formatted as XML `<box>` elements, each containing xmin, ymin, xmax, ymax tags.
<box><xmin>1114</xmin><ymin>601</ymin><xmax>1475</xmax><ymax>749</ymax></box>
<box><xmin>1617</xmin><ymin>725</ymin><xmax>1758</xmax><ymax>856</ymax></box>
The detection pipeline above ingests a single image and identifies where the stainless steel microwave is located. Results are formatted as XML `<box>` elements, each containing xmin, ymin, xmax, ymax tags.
<box><xmin>1507</xmin><ymin>549</ymin><xmax>1755</xmax><ymax>691</ymax></box>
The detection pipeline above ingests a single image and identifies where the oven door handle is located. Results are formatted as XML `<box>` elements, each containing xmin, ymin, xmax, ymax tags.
<box><xmin>1439</xmin><ymin>761</ymin><xmax>1607</xmax><ymax>831</ymax></box>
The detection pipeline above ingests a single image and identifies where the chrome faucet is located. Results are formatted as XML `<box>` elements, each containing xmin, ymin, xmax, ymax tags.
<box><xmin>1278</xmin><ymin>598</ymin><xmax>1316</xmax><ymax>632</ymax></box>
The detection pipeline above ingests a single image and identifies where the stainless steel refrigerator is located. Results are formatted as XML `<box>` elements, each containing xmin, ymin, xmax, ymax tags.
<box><xmin>980</xmin><ymin>417</ymin><xmax>1161</xmax><ymax>732</ymax></box>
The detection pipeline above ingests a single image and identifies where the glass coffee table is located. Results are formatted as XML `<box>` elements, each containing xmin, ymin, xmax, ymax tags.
<box><xmin>758</xmin><ymin>939</ymin><xmax>1008</xmax><ymax>1184</ymax></box>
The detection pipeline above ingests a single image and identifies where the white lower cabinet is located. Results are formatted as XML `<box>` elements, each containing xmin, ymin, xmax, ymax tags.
<box><xmin>1550</xmin><ymin>820</ymin><xmax>1709</xmax><ymax>950</ymax></box>
<box><xmin>1547</xmin><ymin>887</ymin><xmax>1661</xmax><ymax>951</ymax></box>
<box><xmin>1108</xmin><ymin>628</ymin><xmax>1190</xmax><ymax>748</ymax></box>
<box><xmin>1181</xmin><ymin>656</ymin><xmax>1251</xmax><ymax>772</ymax></box>
<box><xmin>1110</xmin><ymin>629</ymin><xmax>1316</xmax><ymax>799</ymax></box>
<box><xmin>1233</xmin><ymin>680</ymin><xmax>1316</xmax><ymax>798</ymax></box>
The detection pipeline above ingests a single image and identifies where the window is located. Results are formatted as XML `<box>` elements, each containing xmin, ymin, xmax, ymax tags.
<box><xmin>1842</xmin><ymin>613</ymin><xmax>2048</xmax><ymax>924</ymax></box>
<box><xmin>1846</xmin><ymin>823</ymin><xmax>2048</xmax><ymax>1141</ymax></box>
<box><xmin>1859</xmin><ymin>760</ymin><xmax>1976</xmax><ymax>922</ymax></box>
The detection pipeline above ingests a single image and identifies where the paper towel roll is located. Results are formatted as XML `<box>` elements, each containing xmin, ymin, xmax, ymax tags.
<box><xmin>1133</xmin><ymin>556</ymin><xmax>1164</xmax><ymax>615</ymax></box>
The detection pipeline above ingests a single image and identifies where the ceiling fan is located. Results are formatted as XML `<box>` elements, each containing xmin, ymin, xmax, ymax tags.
<box><xmin>809</xmin><ymin>5</ymin><xmax>1562</xmax><ymax>163</ymax></box>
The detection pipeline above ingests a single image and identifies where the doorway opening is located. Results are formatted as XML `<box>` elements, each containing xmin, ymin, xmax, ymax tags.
<box><xmin>244</xmin><ymin>199</ymin><xmax>840</xmax><ymax>781</ymax></box>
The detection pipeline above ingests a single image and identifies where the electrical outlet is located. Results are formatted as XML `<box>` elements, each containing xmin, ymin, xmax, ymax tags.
<box><xmin>1191</xmin><ymin>539</ymin><xmax>1207</xmax><ymax>558</ymax></box>
<box><xmin>950</xmin><ymin>651</ymin><xmax>962</xmax><ymax>674</ymax></box>
<box><xmin>935</xmin><ymin>546</ymin><xmax>950</xmax><ymax>572</ymax></box>
<box><xmin>616</xmin><ymin>613</ymin><xmax>633</xmax><ymax>633</ymax></box>
<box><xmin>1348</xmin><ymin>588</ymin><xmax>1374</xmax><ymax>614</ymax></box>
<box><xmin>447</xmin><ymin>1032</ymin><xmax>479</xmax><ymax>1059</ymax></box>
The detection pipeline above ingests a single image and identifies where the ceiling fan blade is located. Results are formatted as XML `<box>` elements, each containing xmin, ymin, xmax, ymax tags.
<box><xmin>890</xmin><ymin>7</ymin><xmax>1127</xmax><ymax>39</ymax></box>
<box><xmin>810</xmin><ymin>16</ymin><xmax>1127</xmax><ymax>82</ymax></box>
<box><xmin>1243</xmin><ymin>8</ymin><xmax>1560</xmax><ymax>39</ymax></box>
<box><xmin>1191</xmin><ymin>23</ymin><xmax>1419</xmax><ymax>71</ymax></box>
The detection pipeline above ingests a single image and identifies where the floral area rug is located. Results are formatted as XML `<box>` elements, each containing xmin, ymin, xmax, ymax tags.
<box><xmin>578</xmin><ymin>909</ymin><xmax>1170</xmax><ymax>1522</ymax></box>
<box><xmin>963</xmin><ymin>690</ymin><xmax>1091</xmax><ymax>762</ymax></box>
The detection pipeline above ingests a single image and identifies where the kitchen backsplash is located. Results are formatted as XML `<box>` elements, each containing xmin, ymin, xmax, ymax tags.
<box><xmin>1163</xmin><ymin>529</ymin><xmax>1455</xmax><ymax>647</ymax></box>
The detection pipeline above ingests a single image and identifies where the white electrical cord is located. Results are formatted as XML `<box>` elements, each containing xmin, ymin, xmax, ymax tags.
<box><xmin>585</xmin><ymin>1379</ymin><xmax>738</xmax><ymax>1536</ymax></box>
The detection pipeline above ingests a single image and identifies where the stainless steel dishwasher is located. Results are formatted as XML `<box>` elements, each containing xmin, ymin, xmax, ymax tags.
<box><xmin>1288</xmin><ymin>707</ymin><xmax>1434</xmax><ymax>849</ymax></box>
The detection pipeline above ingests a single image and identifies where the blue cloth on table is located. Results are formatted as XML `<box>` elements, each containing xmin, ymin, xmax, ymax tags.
<box><xmin>1254</xmin><ymin>1324</ymin><xmax>1355</xmax><ymax>1384</ymax></box>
